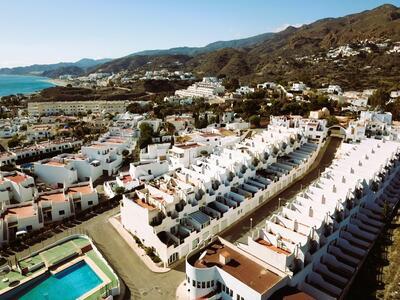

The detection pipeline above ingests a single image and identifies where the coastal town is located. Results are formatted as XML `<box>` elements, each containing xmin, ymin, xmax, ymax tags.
<box><xmin>1</xmin><ymin>2</ymin><xmax>400</xmax><ymax>300</ymax></box>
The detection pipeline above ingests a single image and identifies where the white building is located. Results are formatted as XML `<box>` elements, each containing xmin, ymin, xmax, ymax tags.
<box><xmin>28</xmin><ymin>100</ymin><xmax>129</xmax><ymax>116</ymax></box>
<box><xmin>185</xmin><ymin>138</ymin><xmax>400</xmax><ymax>300</ymax></box>
<box><xmin>291</xmin><ymin>82</ymin><xmax>307</xmax><ymax>92</ymax></box>
<box><xmin>120</xmin><ymin>125</ymin><xmax>322</xmax><ymax>266</ymax></box>
<box><xmin>327</xmin><ymin>85</ymin><xmax>343</xmax><ymax>95</ymax></box>
<box><xmin>235</xmin><ymin>86</ymin><xmax>255</xmax><ymax>96</ymax></box>
<box><xmin>175</xmin><ymin>77</ymin><xmax>225</xmax><ymax>99</ymax></box>
<box><xmin>269</xmin><ymin>116</ymin><xmax>328</xmax><ymax>141</ymax></box>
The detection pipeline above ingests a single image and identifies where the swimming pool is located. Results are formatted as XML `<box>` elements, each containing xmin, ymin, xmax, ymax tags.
<box><xmin>19</xmin><ymin>261</ymin><xmax>102</xmax><ymax>300</ymax></box>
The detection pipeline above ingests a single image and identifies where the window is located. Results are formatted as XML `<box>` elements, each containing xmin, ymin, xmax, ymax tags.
<box><xmin>26</xmin><ymin>225</ymin><xmax>33</xmax><ymax>231</ymax></box>
<box><xmin>197</xmin><ymin>281</ymin><xmax>201</xmax><ymax>288</ymax></box>
<box><xmin>88</xmin><ymin>201</ymin><xmax>93</xmax><ymax>205</ymax></box>
<box><xmin>192</xmin><ymin>280</ymin><xmax>195</xmax><ymax>287</ymax></box>
<box><xmin>202</xmin><ymin>282</ymin><xmax>205</xmax><ymax>288</ymax></box>
<box><xmin>59</xmin><ymin>210</ymin><xmax>65</xmax><ymax>215</ymax></box>
<box><xmin>187</xmin><ymin>276</ymin><xmax>190</xmax><ymax>283</ymax></box>
<box><xmin>211</xmin><ymin>280</ymin><xmax>214</xmax><ymax>287</ymax></box>
<box><xmin>206</xmin><ymin>281</ymin><xmax>210</xmax><ymax>288</ymax></box>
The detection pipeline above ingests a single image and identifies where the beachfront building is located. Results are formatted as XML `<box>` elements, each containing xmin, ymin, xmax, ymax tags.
<box><xmin>185</xmin><ymin>138</ymin><xmax>400</xmax><ymax>300</ymax></box>
<box><xmin>120</xmin><ymin>126</ymin><xmax>323</xmax><ymax>266</ymax></box>
<box><xmin>175</xmin><ymin>77</ymin><xmax>225</xmax><ymax>99</ymax></box>
<box><xmin>27</xmin><ymin>100</ymin><xmax>129</xmax><ymax>116</ymax></box>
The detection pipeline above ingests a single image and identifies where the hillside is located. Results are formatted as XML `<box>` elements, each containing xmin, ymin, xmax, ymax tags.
<box><xmin>0</xmin><ymin>58</ymin><xmax>111</xmax><ymax>77</ymax></box>
<box><xmin>94</xmin><ymin>4</ymin><xmax>400</xmax><ymax>90</ymax></box>
<box><xmin>131</xmin><ymin>32</ymin><xmax>274</xmax><ymax>56</ymax></box>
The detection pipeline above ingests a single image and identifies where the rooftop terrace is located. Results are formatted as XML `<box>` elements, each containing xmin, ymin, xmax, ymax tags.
<box><xmin>192</xmin><ymin>240</ymin><xmax>283</xmax><ymax>294</ymax></box>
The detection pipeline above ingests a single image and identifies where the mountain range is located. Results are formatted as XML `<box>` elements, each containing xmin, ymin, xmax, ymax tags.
<box><xmin>94</xmin><ymin>4</ymin><xmax>400</xmax><ymax>90</ymax></box>
<box><xmin>0</xmin><ymin>58</ymin><xmax>111</xmax><ymax>77</ymax></box>
<box><xmin>2</xmin><ymin>4</ymin><xmax>399</xmax><ymax>91</ymax></box>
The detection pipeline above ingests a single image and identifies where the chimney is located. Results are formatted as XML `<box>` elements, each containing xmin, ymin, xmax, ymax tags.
<box><xmin>342</xmin><ymin>176</ymin><xmax>346</xmax><ymax>184</ymax></box>
<box><xmin>219</xmin><ymin>250</ymin><xmax>231</xmax><ymax>265</ymax></box>
<box><xmin>332</xmin><ymin>185</ymin><xmax>337</xmax><ymax>193</ymax></box>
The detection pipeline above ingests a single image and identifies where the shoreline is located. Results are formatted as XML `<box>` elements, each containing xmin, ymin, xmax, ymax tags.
<box><xmin>0</xmin><ymin>75</ymin><xmax>68</xmax><ymax>98</ymax></box>
<box><xmin>44</xmin><ymin>78</ymin><xmax>68</xmax><ymax>87</ymax></box>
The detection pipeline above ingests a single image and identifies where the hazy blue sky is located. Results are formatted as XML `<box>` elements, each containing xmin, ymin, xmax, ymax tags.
<box><xmin>0</xmin><ymin>0</ymin><xmax>399</xmax><ymax>67</ymax></box>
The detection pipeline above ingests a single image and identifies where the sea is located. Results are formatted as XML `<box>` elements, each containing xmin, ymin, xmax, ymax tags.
<box><xmin>0</xmin><ymin>74</ymin><xmax>55</xmax><ymax>97</ymax></box>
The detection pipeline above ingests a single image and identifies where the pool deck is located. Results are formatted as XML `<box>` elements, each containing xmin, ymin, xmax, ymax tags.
<box><xmin>0</xmin><ymin>235</ymin><xmax>119</xmax><ymax>299</ymax></box>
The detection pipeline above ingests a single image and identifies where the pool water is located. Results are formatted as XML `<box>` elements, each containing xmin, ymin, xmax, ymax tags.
<box><xmin>19</xmin><ymin>261</ymin><xmax>102</xmax><ymax>300</ymax></box>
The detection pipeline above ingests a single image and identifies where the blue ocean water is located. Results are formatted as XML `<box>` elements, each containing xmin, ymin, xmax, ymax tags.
<box><xmin>19</xmin><ymin>261</ymin><xmax>103</xmax><ymax>300</ymax></box>
<box><xmin>0</xmin><ymin>75</ymin><xmax>55</xmax><ymax>97</ymax></box>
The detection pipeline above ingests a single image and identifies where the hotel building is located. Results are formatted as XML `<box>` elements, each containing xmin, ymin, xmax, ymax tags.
<box><xmin>28</xmin><ymin>100</ymin><xmax>129</xmax><ymax>116</ymax></box>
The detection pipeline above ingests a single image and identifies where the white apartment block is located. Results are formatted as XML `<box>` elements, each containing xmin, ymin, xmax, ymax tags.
<box><xmin>81</xmin><ymin>144</ymin><xmax>123</xmax><ymax>177</ymax></box>
<box><xmin>104</xmin><ymin>160</ymin><xmax>169</xmax><ymax>198</ymax></box>
<box><xmin>26</xmin><ymin>124</ymin><xmax>56</xmax><ymax>142</ymax></box>
<box><xmin>120</xmin><ymin>126</ymin><xmax>323</xmax><ymax>266</ymax></box>
<box><xmin>346</xmin><ymin>111</ymin><xmax>393</xmax><ymax>142</ymax></box>
<box><xmin>165</xmin><ymin>115</ymin><xmax>195</xmax><ymax>131</ymax></box>
<box><xmin>28</xmin><ymin>100</ymin><xmax>129</xmax><ymax>116</ymax></box>
<box><xmin>0</xmin><ymin>180</ymin><xmax>98</xmax><ymax>245</ymax></box>
<box><xmin>185</xmin><ymin>138</ymin><xmax>400</xmax><ymax>300</ymax></box>
<box><xmin>269</xmin><ymin>116</ymin><xmax>328</xmax><ymax>141</ymax></box>
<box><xmin>175</xmin><ymin>77</ymin><xmax>225</xmax><ymax>99</ymax></box>
<box><xmin>140</xmin><ymin>143</ymin><xmax>170</xmax><ymax>162</ymax></box>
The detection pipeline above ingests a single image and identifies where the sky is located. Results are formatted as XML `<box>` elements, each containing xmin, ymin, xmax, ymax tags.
<box><xmin>0</xmin><ymin>0</ymin><xmax>399</xmax><ymax>68</ymax></box>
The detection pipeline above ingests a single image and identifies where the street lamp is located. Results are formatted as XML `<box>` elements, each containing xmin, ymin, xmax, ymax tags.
<box><xmin>250</xmin><ymin>218</ymin><xmax>253</xmax><ymax>231</ymax></box>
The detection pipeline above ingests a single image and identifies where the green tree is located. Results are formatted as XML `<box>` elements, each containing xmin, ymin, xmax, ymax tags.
<box><xmin>249</xmin><ymin>115</ymin><xmax>261</xmax><ymax>127</ymax></box>
<box><xmin>138</xmin><ymin>123</ymin><xmax>154</xmax><ymax>149</ymax></box>
<box><xmin>222</xmin><ymin>78</ymin><xmax>240</xmax><ymax>92</ymax></box>
<box><xmin>368</xmin><ymin>89</ymin><xmax>390</xmax><ymax>108</ymax></box>
<box><xmin>7</xmin><ymin>136</ymin><xmax>20</xmax><ymax>148</ymax></box>
<box><xmin>325</xmin><ymin>115</ymin><xmax>339</xmax><ymax>127</ymax></box>
<box><xmin>114</xmin><ymin>186</ymin><xmax>126</xmax><ymax>195</ymax></box>
<box><xmin>164</xmin><ymin>122</ymin><xmax>176</xmax><ymax>135</ymax></box>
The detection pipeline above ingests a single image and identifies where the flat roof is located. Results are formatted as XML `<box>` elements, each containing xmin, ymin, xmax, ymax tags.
<box><xmin>175</xmin><ymin>143</ymin><xmax>201</xmax><ymax>150</ymax></box>
<box><xmin>4</xmin><ymin>174</ymin><xmax>29</xmax><ymax>184</ymax></box>
<box><xmin>193</xmin><ymin>241</ymin><xmax>282</xmax><ymax>294</ymax></box>
<box><xmin>256</xmin><ymin>238</ymin><xmax>291</xmax><ymax>256</ymax></box>
<box><xmin>67</xmin><ymin>185</ymin><xmax>93</xmax><ymax>195</ymax></box>
<box><xmin>5</xmin><ymin>205</ymin><xmax>36</xmax><ymax>219</ymax></box>
<box><xmin>45</xmin><ymin>161</ymin><xmax>65</xmax><ymax>167</ymax></box>
<box><xmin>133</xmin><ymin>198</ymin><xmax>156</xmax><ymax>211</ymax></box>
<box><xmin>38</xmin><ymin>192</ymin><xmax>67</xmax><ymax>203</ymax></box>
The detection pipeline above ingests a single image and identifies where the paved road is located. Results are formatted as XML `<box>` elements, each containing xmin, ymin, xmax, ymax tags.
<box><xmin>221</xmin><ymin>136</ymin><xmax>342</xmax><ymax>243</ymax></box>
<box><xmin>10</xmin><ymin>137</ymin><xmax>341</xmax><ymax>300</ymax></box>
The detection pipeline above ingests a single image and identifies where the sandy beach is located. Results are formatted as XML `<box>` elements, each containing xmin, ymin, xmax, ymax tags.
<box><xmin>45</xmin><ymin>78</ymin><xmax>69</xmax><ymax>87</ymax></box>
